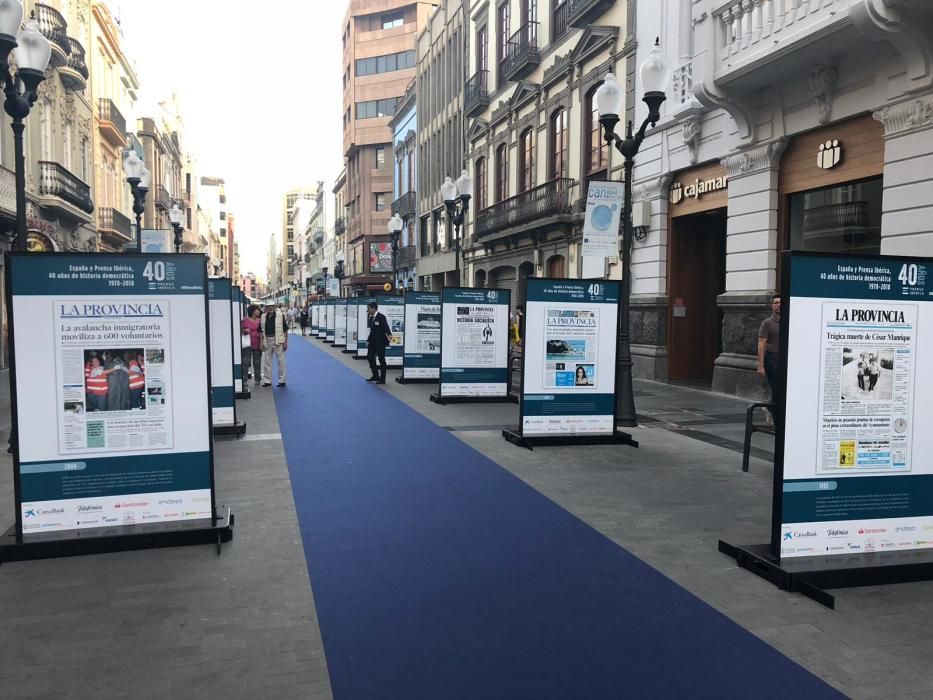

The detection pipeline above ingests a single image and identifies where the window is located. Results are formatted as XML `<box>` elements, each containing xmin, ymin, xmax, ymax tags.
<box><xmin>376</xmin><ymin>147</ymin><xmax>386</xmax><ymax>169</ymax></box>
<box><xmin>381</xmin><ymin>11</ymin><xmax>403</xmax><ymax>29</ymax></box>
<box><xmin>550</xmin><ymin>108</ymin><xmax>568</xmax><ymax>179</ymax></box>
<box><xmin>219</xmin><ymin>211</ymin><xmax>226</xmax><ymax>221</ymax></box>
<box><xmin>497</xmin><ymin>2</ymin><xmax>510</xmax><ymax>85</ymax></box>
<box><xmin>185</xmin><ymin>173</ymin><xmax>191</xmax><ymax>195</ymax></box>
<box><xmin>586</xmin><ymin>87</ymin><xmax>608</xmax><ymax>178</ymax></box>
<box><xmin>552</xmin><ymin>0</ymin><xmax>569</xmax><ymax>42</ymax></box>
<box><xmin>496</xmin><ymin>144</ymin><xmax>509</xmax><ymax>202</ymax></box>
<box><xmin>355</xmin><ymin>51</ymin><xmax>415</xmax><ymax>77</ymax></box>
<box><xmin>519</xmin><ymin>128</ymin><xmax>535</xmax><ymax>193</ymax></box>
<box><xmin>477</xmin><ymin>25</ymin><xmax>488</xmax><ymax>74</ymax></box>
<box><xmin>375</xmin><ymin>193</ymin><xmax>386</xmax><ymax>211</ymax></box>
<box><xmin>186</xmin><ymin>207</ymin><xmax>192</xmax><ymax>229</ymax></box>
<box><xmin>355</xmin><ymin>98</ymin><xmax>399</xmax><ymax>119</ymax></box>
<box><xmin>788</xmin><ymin>178</ymin><xmax>882</xmax><ymax>255</ymax></box>
<box><xmin>420</xmin><ymin>214</ymin><xmax>430</xmax><ymax>256</ymax></box>
<box><xmin>475</xmin><ymin>157</ymin><xmax>488</xmax><ymax>211</ymax></box>
<box><xmin>524</xmin><ymin>0</ymin><xmax>538</xmax><ymax>25</ymax></box>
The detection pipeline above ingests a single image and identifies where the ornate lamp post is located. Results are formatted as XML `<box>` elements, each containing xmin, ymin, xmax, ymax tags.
<box><xmin>168</xmin><ymin>201</ymin><xmax>184</xmax><ymax>253</ymax></box>
<box><xmin>123</xmin><ymin>151</ymin><xmax>151</xmax><ymax>251</ymax></box>
<box><xmin>321</xmin><ymin>265</ymin><xmax>328</xmax><ymax>300</ymax></box>
<box><xmin>334</xmin><ymin>253</ymin><xmax>344</xmax><ymax>298</ymax></box>
<box><xmin>440</xmin><ymin>170</ymin><xmax>472</xmax><ymax>286</ymax></box>
<box><xmin>595</xmin><ymin>38</ymin><xmax>670</xmax><ymax>427</ymax></box>
<box><xmin>0</xmin><ymin>4</ymin><xmax>51</xmax><ymax>252</ymax></box>
<box><xmin>387</xmin><ymin>213</ymin><xmax>403</xmax><ymax>292</ymax></box>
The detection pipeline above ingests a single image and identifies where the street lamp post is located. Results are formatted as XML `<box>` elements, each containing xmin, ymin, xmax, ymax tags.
<box><xmin>321</xmin><ymin>265</ymin><xmax>328</xmax><ymax>300</ymax></box>
<box><xmin>388</xmin><ymin>213</ymin><xmax>403</xmax><ymax>292</ymax></box>
<box><xmin>595</xmin><ymin>38</ymin><xmax>670</xmax><ymax>428</ymax></box>
<box><xmin>123</xmin><ymin>151</ymin><xmax>151</xmax><ymax>251</ymax></box>
<box><xmin>0</xmin><ymin>5</ymin><xmax>51</xmax><ymax>252</ymax></box>
<box><xmin>440</xmin><ymin>170</ymin><xmax>472</xmax><ymax>286</ymax></box>
<box><xmin>168</xmin><ymin>201</ymin><xmax>184</xmax><ymax>253</ymax></box>
<box><xmin>334</xmin><ymin>255</ymin><xmax>344</xmax><ymax>298</ymax></box>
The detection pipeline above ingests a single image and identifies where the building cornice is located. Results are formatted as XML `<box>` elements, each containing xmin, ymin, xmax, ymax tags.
<box><xmin>873</xmin><ymin>93</ymin><xmax>933</xmax><ymax>137</ymax></box>
<box><xmin>720</xmin><ymin>138</ymin><xmax>788</xmax><ymax>178</ymax></box>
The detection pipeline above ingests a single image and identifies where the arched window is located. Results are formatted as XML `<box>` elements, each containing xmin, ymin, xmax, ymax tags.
<box><xmin>496</xmin><ymin>143</ymin><xmax>509</xmax><ymax>202</ymax></box>
<box><xmin>475</xmin><ymin>157</ymin><xmax>487</xmax><ymax>210</ymax></box>
<box><xmin>519</xmin><ymin>128</ymin><xmax>535</xmax><ymax>193</ymax></box>
<box><xmin>550</xmin><ymin>108</ymin><xmax>568</xmax><ymax>180</ymax></box>
<box><xmin>586</xmin><ymin>86</ymin><xmax>608</xmax><ymax>180</ymax></box>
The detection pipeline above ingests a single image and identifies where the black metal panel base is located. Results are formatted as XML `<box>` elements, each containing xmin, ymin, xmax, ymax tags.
<box><xmin>213</xmin><ymin>421</ymin><xmax>247</xmax><ymax>437</ymax></box>
<box><xmin>235</xmin><ymin>389</ymin><xmax>251</xmax><ymax>400</ymax></box>
<box><xmin>502</xmin><ymin>429</ymin><xmax>639</xmax><ymax>451</ymax></box>
<box><xmin>720</xmin><ymin>541</ymin><xmax>933</xmax><ymax>609</ymax></box>
<box><xmin>342</xmin><ymin>349</ymin><xmax>356</xmax><ymax>354</ymax></box>
<box><xmin>430</xmin><ymin>393</ymin><xmax>518</xmax><ymax>405</ymax></box>
<box><xmin>0</xmin><ymin>508</ymin><xmax>235</xmax><ymax>564</ymax></box>
<box><xmin>353</xmin><ymin>355</ymin><xmax>367</xmax><ymax>361</ymax></box>
<box><xmin>396</xmin><ymin>376</ymin><xmax>437</xmax><ymax>384</ymax></box>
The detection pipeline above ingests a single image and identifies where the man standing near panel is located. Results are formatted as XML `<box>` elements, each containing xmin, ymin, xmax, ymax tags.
<box><xmin>366</xmin><ymin>301</ymin><xmax>393</xmax><ymax>384</ymax></box>
<box><xmin>262</xmin><ymin>302</ymin><xmax>289</xmax><ymax>387</ymax></box>
<box><xmin>757</xmin><ymin>294</ymin><xmax>782</xmax><ymax>428</ymax></box>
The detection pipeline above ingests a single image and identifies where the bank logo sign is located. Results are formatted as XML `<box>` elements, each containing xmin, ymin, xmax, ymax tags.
<box><xmin>669</xmin><ymin>175</ymin><xmax>728</xmax><ymax>205</ymax></box>
<box><xmin>817</xmin><ymin>139</ymin><xmax>842</xmax><ymax>169</ymax></box>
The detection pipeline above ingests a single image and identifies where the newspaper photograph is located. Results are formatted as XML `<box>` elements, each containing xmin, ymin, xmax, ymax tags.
<box><xmin>55</xmin><ymin>299</ymin><xmax>174</xmax><ymax>454</ymax></box>
<box><xmin>817</xmin><ymin>302</ymin><xmax>916</xmax><ymax>473</ymax></box>
<box><xmin>543</xmin><ymin>308</ymin><xmax>599</xmax><ymax>389</ymax></box>
<box><xmin>454</xmin><ymin>305</ymin><xmax>496</xmax><ymax>366</ymax></box>
<box><xmin>416</xmin><ymin>308</ymin><xmax>441</xmax><ymax>353</ymax></box>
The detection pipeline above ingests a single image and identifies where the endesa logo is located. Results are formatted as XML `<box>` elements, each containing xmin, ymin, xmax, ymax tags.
<box><xmin>895</xmin><ymin>525</ymin><xmax>917</xmax><ymax>533</ymax></box>
<box><xmin>158</xmin><ymin>499</ymin><xmax>182</xmax><ymax>506</ymax></box>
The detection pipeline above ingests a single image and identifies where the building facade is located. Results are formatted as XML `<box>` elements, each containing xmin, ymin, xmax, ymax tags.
<box><xmin>89</xmin><ymin>0</ymin><xmax>138</xmax><ymax>253</ymax></box>
<box><xmin>464</xmin><ymin>0</ymin><xmax>635</xmax><ymax>306</ymax></box>
<box><xmin>280</xmin><ymin>186</ymin><xmax>315</xmax><ymax>286</ymax></box>
<box><xmin>389</xmin><ymin>78</ymin><xmax>417</xmax><ymax>290</ymax></box>
<box><xmin>200</xmin><ymin>176</ymin><xmax>227</xmax><ymax>277</ymax></box>
<box><xmin>415</xmin><ymin>0</ymin><xmax>469</xmax><ymax>292</ymax></box>
<box><xmin>341</xmin><ymin>0</ymin><xmax>435</xmax><ymax>295</ymax></box>
<box><xmin>629</xmin><ymin>0</ymin><xmax>933</xmax><ymax>397</ymax></box>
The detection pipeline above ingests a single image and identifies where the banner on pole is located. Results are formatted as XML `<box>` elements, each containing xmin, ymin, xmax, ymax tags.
<box><xmin>581</xmin><ymin>181</ymin><xmax>623</xmax><ymax>259</ymax></box>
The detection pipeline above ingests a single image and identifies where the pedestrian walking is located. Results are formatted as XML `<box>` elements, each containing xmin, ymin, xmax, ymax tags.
<box><xmin>261</xmin><ymin>302</ymin><xmax>289</xmax><ymax>387</ymax></box>
<box><xmin>365</xmin><ymin>301</ymin><xmax>392</xmax><ymax>384</ymax></box>
<box><xmin>287</xmin><ymin>304</ymin><xmax>298</xmax><ymax>334</ymax></box>
<box><xmin>299</xmin><ymin>305</ymin><xmax>309</xmax><ymax>336</ymax></box>
<box><xmin>241</xmin><ymin>305</ymin><xmax>263</xmax><ymax>384</ymax></box>
<box><xmin>757</xmin><ymin>294</ymin><xmax>782</xmax><ymax>429</ymax></box>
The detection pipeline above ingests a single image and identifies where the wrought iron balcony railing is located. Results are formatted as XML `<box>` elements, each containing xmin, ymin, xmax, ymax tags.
<box><xmin>98</xmin><ymin>207</ymin><xmax>132</xmax><ymax>239</ymax></box>
<box><xmin>34</xmin><ymin>4</ymin><xmax>69</xmax><ymax>62</ymax></box>
<box><xmin>391</xmin><ymin>190</ymin><xmax>416</xmax><ymax>218</ymax></box>
<box><xmin>65</xmin><ymin>37</ymin><xmax>88</xmax><ymax>79</ymax></box>
<box><xmin>502</xmin><ymin>21</ymin><xmax>540</xmax><ymax>83</ymax></box>
<box><xmin>98</xmin><ymin>99</ymin><xmax>127</xmax><ymax>136</ymax></box>
<box><xmin>567</xmin><ymin>0</ymin><xmax>615</xmax><ymax>29</ymax></box>
<box><xmin>465</xmin><ymin>70</ymin><xmax>490</xmax><ymax>117</ymax></box>
<box><xmin>38</xmin><ymin>161</ymin><xmax>94</xmax><ymax>214</ymax></box>
<box><xmin>475</xmin><ymin>177</ymin><xmax>576</xmax><ymax>239</ymax></box>
<box><xmin>802</xmin><ymin>202</ymin><xmax>871</xmax><ymax>237</ymax></box>
<box><xmin>155</xmin><ymin>184</ymin><xmax>172</xmax><ymax>211</ymax></box>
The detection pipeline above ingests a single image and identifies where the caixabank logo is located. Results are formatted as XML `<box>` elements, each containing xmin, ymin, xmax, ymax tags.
<box><xmin>782</xmin><ymin>529</ymin><xmax>817</xmax><ymax>541</ymax></box>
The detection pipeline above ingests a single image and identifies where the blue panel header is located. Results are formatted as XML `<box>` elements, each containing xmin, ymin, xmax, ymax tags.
<box><xmin>11</xmin><ymin>253</ymin><xmax>207</xmax><ymax>296</ymax></box>
<box><xmin>526</xmin><ymin>278</ymin><xmax>621</xmax><ymax>304</ymax></box>
<box><xmin>208</xmin><ymin>277</ymin><xmax>232</xmax><ymax>300</ymax></box>
<box><xmin>406</xmin><ymin>291</ymin><xmax>440</xmax><ymax>305</ymax></box>
<box><xmin>442</xmin><ymin>287</ymin><xmax>510</xmax><ymax>305</ymax></box>
<box><xmin>789</xmin><ymin>253</ymin><xmax>932</xmax><ymax>302</ymax></box>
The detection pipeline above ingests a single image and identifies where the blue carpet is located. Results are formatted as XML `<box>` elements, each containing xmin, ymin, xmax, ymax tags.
<box><xmin>274</xmin><ymin>339</ymin><xmax>842</xmax><ymax>699</ymax></box>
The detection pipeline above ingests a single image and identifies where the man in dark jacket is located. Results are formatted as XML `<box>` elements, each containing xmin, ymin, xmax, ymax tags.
<box><xmin>366</xmin><ymin>301</ymin><xmax>393</xmax><ymax>384</ymax></box>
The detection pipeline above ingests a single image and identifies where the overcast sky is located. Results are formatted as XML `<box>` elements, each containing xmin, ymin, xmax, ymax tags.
<box><xmin>115</xmin><ymin>0</ymin><xmax>345</xmax><ymax>281</ymax></box>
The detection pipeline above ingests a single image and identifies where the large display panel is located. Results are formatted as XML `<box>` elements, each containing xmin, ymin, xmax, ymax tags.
<box><xmin>325</xmin><ymin>299</ymin><xmax>336</xmax><ymax>342</ymax></box>
<box><xmin>209</xmin><ymin>278</ymin><xmax>236</xmax><ymax>427</ymax></box>
<box><xmin>7</xmin><ymin>253</ymin><xmax>215</xmax><ymax>536</ymax></box>
<box><xmin>311</xmin><ymin>301</ymin><xmax>319</xmax><ymax>336</ymax></box>
<box><xmin>402</xmin><ymin>291</ymin><xmax>441</xmax><ymax>381</ymax></box>
<box><xmin>778</xmin><ymin>253</ymin><xmax>933</xmax><ymax>559</ymax></box>
<box><xmin>378</xmin><ymin>295</ymin><xmax>404</xmax><ymax>367</ymax></box>
<box><xmin>335</xmin><ymin>299</ymin><xmax>348</xmax><ymax>347</ymax></box>
<box><xmin>317</xmin><ymin>301</ymin><xmax>328</xmax><ymax>339</ymax></box>
<box><xmin>520</xmin><ymin>279</ymin><xmax>620</xmax><ymax>436</ymax></box>
<box><xmin>357</xmin><ymin>299</ymin><xmax>370</xmax><ymax>358</ymax></box>
<box><xmin>346</xmin><ymin>298</ymin><xmax>361</xmax><ymax>353</ymax></box>
<box><xmin>230</xmin><ymin>285</ymin><xmax>244</xmax><ymax>394</ymax></box>
<box><xmin>438</xmin><ymin>287</ymin><xmax>510</xmax><ymax>398</ymax></box>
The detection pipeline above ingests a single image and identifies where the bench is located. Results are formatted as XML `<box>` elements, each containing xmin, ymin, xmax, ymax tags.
<box><xmin>743</xmin><ymin>401</ymin><xmax>775</xmax><ymax>472</ymax></box>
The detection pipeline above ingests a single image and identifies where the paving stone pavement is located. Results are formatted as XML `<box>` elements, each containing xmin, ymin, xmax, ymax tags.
<box><xmin>0</xmin><ymin>373</ymin><xmax>333</xmax><ymax>700</ymax></box>
<box><xmin>308</xmin><ymin>336</ymin><xmax>933</xmax><ymax>700</ymax></box>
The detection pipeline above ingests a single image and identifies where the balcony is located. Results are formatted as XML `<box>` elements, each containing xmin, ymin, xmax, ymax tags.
<box><xmin>155</xmin><ymin>184</ymin><xmax>172</xmax><ymax>212</ymax></box>
<box><xmin>38</xmin><ymin>161</ymin><xmax>94</xmax><ymax>219</ymax></box>
<box><xmin>334</xmin><ymin>217</ymin><xmax>346</xmax><ymax>235</ymax></box>
<box><xmin>98</xmin><ymin>99</ymin><xmax>128</xmax><ymax>147</ymax></box>
<box><xmin>34</xmin><ymin>4</ymin><xmax>70</xmax><ymax>68</ymax></box>
<box><xmin>59</xmin><ymin>37</ymin><xmax>88</xmax><ymax>91</ymax></box>
<box><xmin>396</xmin><ymin>245</ymin><xmax>417</xmax><ymax>269</ymax></box>
<box><xmin>391</xmin><ymin>190</ymin><xmax>416</xmax><ymax>218</ymax></box>
<box><xmin>475</xmin><ymin>177</ymin><xmax>576</xmax><ymax>239</ymax></box>
<box><xmin>98</xmin><ymin>207</ymin><xmax>133</xmax><ymax>248</ymax></box>
<box><xmin>710</xmin><ymin>0</ymin><xmax>856</xmax><ymax>88</ymax></box>
<box><xmin>502</xmin><ymin>22</ymin><xmax>540</xmax><ymax>83</ymax></box>
<box><xmin>464</xmin><ymin>70</ymin><xmax>490</xmax><ymax>117</ymax></box>
<box><xmin>567</xmin><ymin>0</ymin><xmax>615</xmax><ymax>29</ymax></box>
<box><xmin>802</xmin><ymin>202</ymin><xmax>871</xmax><ymax>239</ymax></box>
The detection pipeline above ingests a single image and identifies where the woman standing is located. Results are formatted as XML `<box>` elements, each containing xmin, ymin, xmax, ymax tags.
<box><xmin>241</xmin><ymin>305</ymin><xmax>263</xmax><ymax>384</ymax></box>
